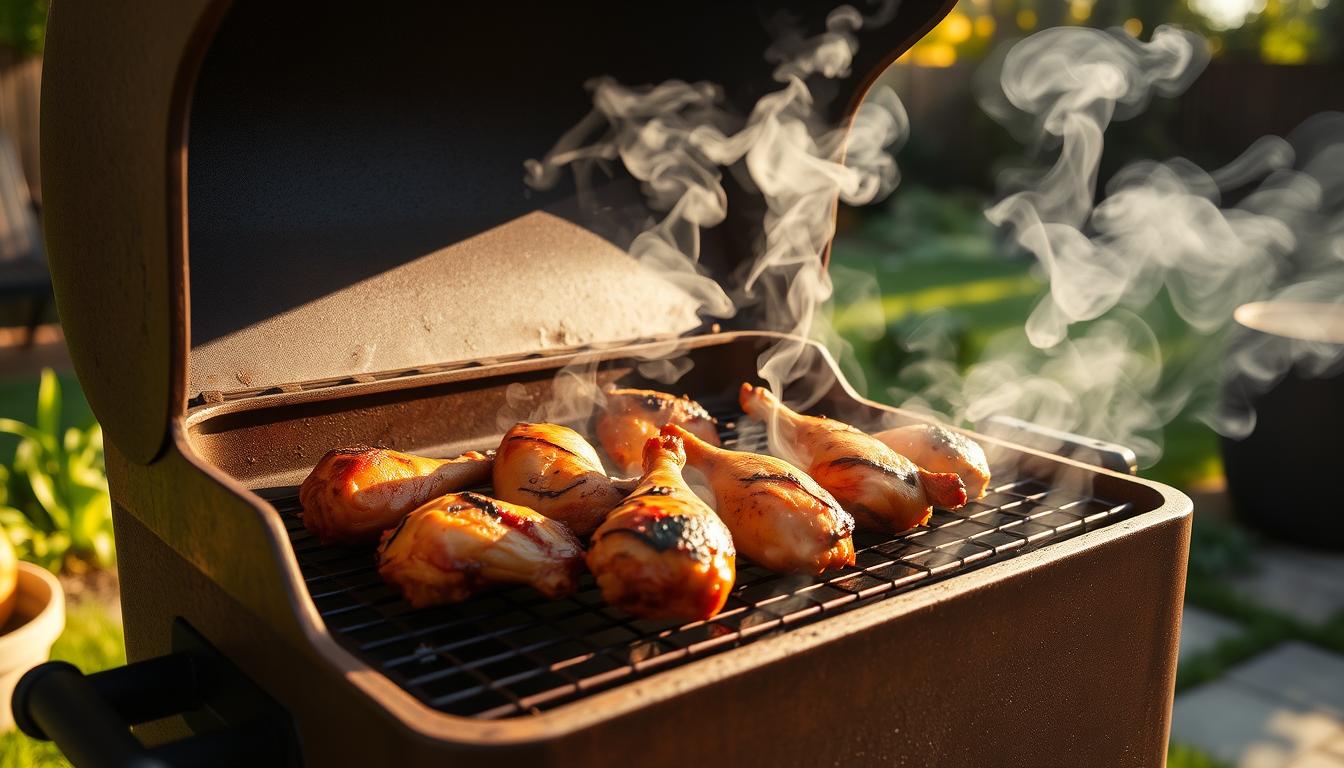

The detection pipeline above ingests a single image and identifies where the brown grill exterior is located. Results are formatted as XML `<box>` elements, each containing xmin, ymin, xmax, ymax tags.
<box><xmin>101</xmin><ymin>335</ymin><xmax>1189</xmax><ymax>766</ymax></box>
<box><xmin>30</xmin><ymin>2</ymin><xmax>1193</xmax><ymax>766</ymax></box>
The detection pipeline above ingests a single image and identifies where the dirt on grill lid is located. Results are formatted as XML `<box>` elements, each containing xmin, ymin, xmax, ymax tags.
<box><xmin>188</xmin><ymin>212</ymin><xmax>704</xmax><ymax>396</ymax></box>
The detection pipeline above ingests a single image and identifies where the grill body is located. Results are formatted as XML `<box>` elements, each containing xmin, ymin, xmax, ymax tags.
<box><xmin>107</xmin><ymin>334</ymin><xmax>1190</xmax><ymax>767</ymax></box>
<box><xmin>38</xmin><ymin>1</ymin><xmax>1192</xmax><ymax>765</ymax></box>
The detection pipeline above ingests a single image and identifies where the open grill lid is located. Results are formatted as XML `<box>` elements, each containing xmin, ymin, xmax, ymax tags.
<box><xmin>41</xmin><ymin>0</ymin><xmax>955</xmax><ymax>463</ymax></box>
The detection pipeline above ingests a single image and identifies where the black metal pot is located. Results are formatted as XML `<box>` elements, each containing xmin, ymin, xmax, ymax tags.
<box><xmin>1221</xmin><ymin>302</ymin><xmax>1344</xmax><ymax>549</ymax></box>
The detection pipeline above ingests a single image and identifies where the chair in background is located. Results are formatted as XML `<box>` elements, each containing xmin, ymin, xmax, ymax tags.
<box><xmin>0</xmin><ymin>130</ymin><xmax>49</xmax><ymax>347</ymax></box>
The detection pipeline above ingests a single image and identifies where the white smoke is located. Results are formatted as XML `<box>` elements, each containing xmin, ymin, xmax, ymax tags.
<box><xmin>888</xmin><ymin>25</ymin><xmax>1344</xmax><ymax>465</ymax></box>
<box><xmin>521</xmin><ymin>10</ymin><xmax>1344</xmax><ymax>473</ymax></box>
<box><xmin>982</xmin><ymin>25</ymin><xmax>1215</xmax><ymax>348</ymax></box>
<box><xmin>524</xmin><ymin>5</ymin><xmax>908</xmax><ymax>445</ymax></box>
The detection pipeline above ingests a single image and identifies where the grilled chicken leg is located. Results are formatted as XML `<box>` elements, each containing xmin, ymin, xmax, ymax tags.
<box><xmin>588</xmin><ymin>434</ymin><xmax>736</xmax><ymax>621</ymax></box>
<box><xmin>300</xmin><ymin>447</ymin><xmax>493</xmax><ymax>545</ymax></box>
<box><xmin>664</xmin><ymin>424</ymin><xmax>855</xmax><ymax>574</ymax></box>
<box><xmin>875</xmin><ymin>424</ymin><xmax>991</xmax><ymax>500</ymax></box>
<box><xmin>596</xmin><ymin>387</ymin><xmax>720</xmax><ymax>475</ymax></box>
<box><xmin>739</xmin><ymin>384</ymin><xmax>967</xmax><ymax>533</ymax></box>
<box><xmin>377</xmin><ymin>491</ymin><xmax>583</xmax><ymax>608</ymax></box>
<box><xmin>492</xmin><ymin>423</ymin><xmax>630</xmax><ymax>538</ymax></box>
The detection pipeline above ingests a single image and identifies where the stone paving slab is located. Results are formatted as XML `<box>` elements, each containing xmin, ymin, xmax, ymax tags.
<box><xmin>1227</xmin><ymin>643</ymin><xmax>1344</xmax><ymax>718</ymax></box>
<box><xmin>1172</xmin><ymin>679</ymin><xmax>1344</xmax><ymax>768</ymax></box>
<box><xmin>1181</xmin><ymin>605</ymin><xmax>1244</xmax><ymax>662</ymax></box>
<box><xmin>1286</xmin><ymin>751</ymin><xmax>1344</xmax><ymax>768</ymax></box>
<box><xmin>1230</xmin><ymin>547</ymin><xmax>1344</xmax><ymax>625</ymax></box>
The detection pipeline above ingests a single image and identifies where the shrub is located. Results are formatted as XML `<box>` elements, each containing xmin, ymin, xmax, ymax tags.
<box><xmin>0</xmin><ymin>0</ymin><xmax>47</xmax><ymax>57</ymax></box>
<box><xmin>0</xmin><ymin>369</ymin><xmax>112</xmax><ymax>572</ymax></box>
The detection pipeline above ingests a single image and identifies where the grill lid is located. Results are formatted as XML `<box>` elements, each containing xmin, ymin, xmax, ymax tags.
<box><xmin>188</xmin><ymin>211</ymin><xmax>704</xmax><ymax>397</ymax></box>
<box><xmin>42</xmin><ymin>0</ymin><xmax>955</xmax><ymax>462</ymax></box>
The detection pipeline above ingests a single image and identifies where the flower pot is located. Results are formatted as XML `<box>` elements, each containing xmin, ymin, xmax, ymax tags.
<box><xmin>0</xmin><ymin>562</ymin><xmax>64</xmax><ymax>732</ymax></box>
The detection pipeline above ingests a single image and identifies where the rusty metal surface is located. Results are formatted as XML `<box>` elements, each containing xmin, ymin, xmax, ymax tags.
<box><xmin>114</xmin><ymin>455</ymin><xmax>1188</xmax><ymax>767</ymax></box>
<box><xmin>109</xmin><ymin>333</ymin><xmax>1190</xmax><ymax>760</ymax></box>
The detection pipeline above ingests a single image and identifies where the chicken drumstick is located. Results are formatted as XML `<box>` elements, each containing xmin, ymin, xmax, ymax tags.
<box><xmin>596</xmin><ymin>387</ymin><xmax>720</xmax><ymax>475</ymax></box>
<box><xmin>739</xmin><ymin>383</ymin><xmax>966</xmax><ymax>533</ymax></box>
<box><xmin>587</xmin><ymin>433</ymin><xmax>736</xmax><ymax>621</ymax></box>
<box><xmin>377</xmin><ymin>491</ymin><xmax>583</xmax><ymax>608</ymax></box>
<box><xmin>492</xmin><ymin>422</ymin><xmax>630</xmax><ymax>538</ymax></box>
<box><xmin>875</xmin><ymin>423</ymin><xmax>991</xmax><ymax>500</ymax></box>
<box><xmin>300</xmin><ymin>447</ymin><xmax>493</xmax><ymax>545</ymax></box>
<box><xmin>664</xmin><ymin>424</ymin><xmax>855</xmax><ymax>574</ymax></box>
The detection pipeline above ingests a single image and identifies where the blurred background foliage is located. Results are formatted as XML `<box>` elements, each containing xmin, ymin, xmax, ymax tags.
<box><xmin>905</xmin><ymin>0</ymin><xmax>1341</xmax><ymax>67</ymax></box>
<box><xmin>828</xmin><ymin>0</ymin><xmax>1342</xmax><ymax>489</ymax></box>
<box><xmin>0</xmin><ymin>0</ymin><xmax>46</xmax><ymax>57</ymax></box>
<box><xmin>0</xmin><ymin>370</ymin><xmax>112</xmax><ymax>574</ymax></box>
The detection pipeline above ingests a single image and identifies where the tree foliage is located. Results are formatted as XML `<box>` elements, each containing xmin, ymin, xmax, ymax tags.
<box><xmin>0</xmin><ymin>0</ymin><xmax>47</xmax><ymax>57</ymax></box>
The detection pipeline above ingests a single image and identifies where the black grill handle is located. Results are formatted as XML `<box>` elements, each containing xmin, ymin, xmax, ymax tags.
<box><xmin>12</xmin><ymin>621</ymin><xmax>299</xmax><ymax>768</ymax></box>
<box><xmin>980</xmin><ymin>415</ymin><xmax>1138</xmax><ymax>475</ymax></box>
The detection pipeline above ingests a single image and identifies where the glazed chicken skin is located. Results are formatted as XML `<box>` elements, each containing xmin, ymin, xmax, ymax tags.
<box><xmin>300</xmin><ymin>447</ymin><xmax>493</xmax><ymax>545</ymax></box>
<box><xmin>739</xmin><ymin>383</ymin><xmax>967</xmax><ymax>534</ymax></box>
<box><xmin>664</xmin><ymin>424</ymin><xmax>855</xmax><ymax>574</ymax></box>
<box><xmin>377</xmin><ymin>491</ymin><xmax>583</xmax><ymax>608</ymax></box>
<box><xmin>492</xmin><ymin>423</ymin><xmax>630</xmax><ymax>538</ymax></box>
<box><xmin>875</xmin><ymin>423</ymin><xmax>991</xmax><ymax>500</ymax></box>
<box><xmin>588</xmin><ymin>434</ymin><xmax>736</xmax><ymax>621</ymax></box>
<box><xmin>596</xmin><ymin>387</ymin><xmax>720</xmax><ymax>475</ymax></box>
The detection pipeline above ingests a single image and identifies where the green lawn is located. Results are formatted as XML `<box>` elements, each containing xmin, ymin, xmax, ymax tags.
<box><xmin>0</xmin><ymin>599</ymin><xmax>125</xmax><ymax>767</ymax></box>
<box><xmin>1168</xmin><ymin>743</ymin><xmax>1232</xmax><ymax>768</ymax></box>
<box><xmin>830</xmin><ymin>201</ymin><xmax>1225</xmax><ymax>488</ymax></box>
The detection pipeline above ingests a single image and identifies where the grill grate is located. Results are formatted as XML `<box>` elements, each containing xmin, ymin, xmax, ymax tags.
<box><xmin>271</xmin><ymin>400</ymin><xmax>1135</xmax><ymax>719</ymax></box>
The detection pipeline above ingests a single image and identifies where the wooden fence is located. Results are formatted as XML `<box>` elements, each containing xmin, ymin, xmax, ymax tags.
<box><xmin>877</xmin><ymin>60</ymin><xmax>1344</xmax><ymax>187</ymax></box>
<box><xmin>0</xmin><ymin>52</ymin><xmax>41</xmax><ymax>207</ymax></box>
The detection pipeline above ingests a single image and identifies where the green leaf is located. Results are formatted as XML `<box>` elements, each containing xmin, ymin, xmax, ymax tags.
<box><xmin>64</xmin><ymin>426</ymin><xmax>81</xmax><ymax>453</ymax></box>
<box><xmin>72</xmin><ymin>487</ymin><xmax>110</xmax><ymax>544</ymax></box>
<box><xmin>0</xmin><ymin>506</ymin><xmax>31</xmax><ymax>545</ymax></box>
<box><xmin>92</xmin><ymin>529</ymin><xmax>116</xmax><ymax>567</ymax></box>
<box><xmin>0</xmin><ymin>373</ymin><xmax>111</xmax><ymax>573</ymax></box>
<box><xmin>35</xmin><ymin>368</ymin><xmax>62</xmax><ymax>447</ymax></box>
<box><xmin>0</xmin><ymin>416</ymin><xmax>43</xmax><ymax>443</ymax></box>
<box><xmin>19</xmin><ymin>440</ymin><xmax>68</xmax><ymax>530</ymax></box>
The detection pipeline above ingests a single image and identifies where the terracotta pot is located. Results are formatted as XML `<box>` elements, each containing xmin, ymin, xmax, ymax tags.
<box><xmin>0</xmin><ymin>562</ymin><xmax>64</xmax><ymax>732</ymax></box>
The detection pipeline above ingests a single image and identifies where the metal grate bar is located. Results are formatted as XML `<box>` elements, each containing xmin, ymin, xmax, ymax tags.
<box><xmin>276</xmin><ymin>400</ymin><xmax>1135</xmax><ymax>719</ymax></box>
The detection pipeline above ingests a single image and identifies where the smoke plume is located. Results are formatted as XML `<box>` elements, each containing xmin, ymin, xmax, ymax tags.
<box><xmin>523</xmin><ymin>9</ymin><xmax>1344</xmax><ymax>474</ymax></box>
<box><xmin>524</xmin><ymin>4</ymin><xmax>908</xmax><ymax>462</ymax></box>
<box><xmin>888</xmin><ymin>25</ymin><xmax>1344</xmax><ymax>467</ymax></box>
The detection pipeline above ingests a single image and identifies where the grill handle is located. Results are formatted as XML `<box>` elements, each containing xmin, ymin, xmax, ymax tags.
<box><xmin>979</xmin><ymin>415</ymin><xmax>1138</xmax><ymax>475</ymax></box>
<box><xmin>12</xmin><ymin>621</ymin><xmax>299</xmax><ymax>768</ymax></box>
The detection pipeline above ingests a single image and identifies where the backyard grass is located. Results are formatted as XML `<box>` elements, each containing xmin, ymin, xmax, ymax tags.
<box><xmin>0</xmin><ymin>598</ymin><xmax>125</xmax><ymax>768</ymax></box>
<box><xmin>1180</xmin><ymin>570</ymin><xmax>1344</xmax><ymax>693</ymax></box>
<box><xmin>830</xmin><ymin>222</ymin><xmax>1225</xmax><ymax>489</ymax></box>
<box><xmin>1168</xmin><ymin>743</ymin><xmax>1233</xmax><ymax>768</ymax></box>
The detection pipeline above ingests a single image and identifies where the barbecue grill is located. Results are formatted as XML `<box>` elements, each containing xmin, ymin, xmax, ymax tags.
<box><xmin>16</xmin><ymin>2</ymin><xmax>1192</xmax><ymax>766</ymax></box>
